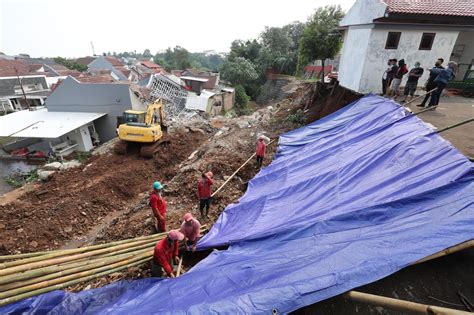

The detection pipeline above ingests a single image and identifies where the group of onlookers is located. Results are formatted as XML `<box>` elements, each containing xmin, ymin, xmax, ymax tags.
<box><xmin>382</xmin><ymin>58</ymin><xmax>458</xmax><ymax>107</ymax></box>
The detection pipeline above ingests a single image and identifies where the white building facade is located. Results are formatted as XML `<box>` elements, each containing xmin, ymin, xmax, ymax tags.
<box><xmin>338</xmin><ymin>0</ymin><xmax>474</xmax><ymax>94</ymax></box>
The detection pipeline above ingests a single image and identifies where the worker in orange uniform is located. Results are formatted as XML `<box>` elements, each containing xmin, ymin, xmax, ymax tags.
<box><xmin>256</xmin><ymin>135</ymin><xmax>270</xmax><ymax>169</ymax></box>
<box><xmin>149</xmin><ymin>181</ymin><xmax>167</xmax><ymax>232</ymax></box>
<box><xmin>152</xmin><ymin>230</ymin><xmax>184</xmax><ymax>278</ymax></box>
<box><xmin>197</xmin><ymin>172</ymin><xmax>213</xmax><ymax>219</ymax></box>
<box><xmin>180</xmin><ymin>213</ymin><xmax>201</xmax><ymax>252</ymax></box>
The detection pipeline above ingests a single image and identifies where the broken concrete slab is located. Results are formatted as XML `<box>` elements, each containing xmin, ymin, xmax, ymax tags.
<box><xmin>38</xmin><ymin>170</ymin><xmax>55</xmax><ymax>181</ymax></box>
<box><xmin>43</xmin><ymin>162</ymin><xmax>62</xmax><ymax>171</ymax></box>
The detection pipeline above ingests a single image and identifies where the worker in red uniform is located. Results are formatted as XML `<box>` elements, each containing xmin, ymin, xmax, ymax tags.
<box><xmin>152</xmin><ymin>229</ymin><xmax>184</xmax><ymax>278</ymax></box>
<box><xmin>180</xmin><ymin>213</ymin><xmax>201</xmax><ymax>252</ymax></box>
<box><xmin>256</xmin><ymin>135</ymin><xmax>269</xmax><ymax>169</ymax></box>
<box><xmin>197</xmin><ymin>172</ymin><xmax>213</xmax><ymax>219</ymax></box>
<box><xmin>149</xmin><ymin>181</ymin><xmax>167</xmax><ymax>232</ymax></box>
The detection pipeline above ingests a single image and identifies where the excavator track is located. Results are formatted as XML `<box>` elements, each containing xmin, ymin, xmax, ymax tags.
<box><xmin>139</xmin><ymin>138</ymin><xmax>171</xmax><ymax>158</ymax></box>
<box><xmin>113</xmin><ymin>140</ymin><xmax>129</xmax><ymax>155</ymax></box>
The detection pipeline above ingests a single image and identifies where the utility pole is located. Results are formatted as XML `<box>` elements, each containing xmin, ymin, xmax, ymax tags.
<box><xmin>90</xmin><ymin>41</ymin><xmax>96</xmax><ymax>56</ymax></box>
<box><xmin>14</xmin><ymin>67</ymin><xmax>29</xmax><ymax>110</ymax></box>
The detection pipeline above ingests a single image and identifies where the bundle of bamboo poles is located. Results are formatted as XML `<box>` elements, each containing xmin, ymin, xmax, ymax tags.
<box><xmin>0</xmin><ymin>227</ymin><xmax>206</xmax><ymax>306</ymax></box>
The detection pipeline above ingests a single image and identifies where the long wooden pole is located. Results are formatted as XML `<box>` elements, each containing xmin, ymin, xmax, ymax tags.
<box><xmin>404</xmin><ymin>88</ymin><xmax>438</xmax><ymax>106</ymax></box>
<box><xmin>436</xmin><ymin>118</ymin><xmax>474</xmax><ymax>134</ymax></box>
<box><xmin>0</xmin><ymin>231</ymin><xmax>168</xmax><ymax>261</ymax></box>
<box><xmin>0</xmin><ymin>247</ymin><xmax>152</xmax><ymax>289</ymax></box>
<box><xmin>211</xmin><ymin>139</ymin><xmax>276</xmax><ymax>197</ymax></box>
<box><xmin>176</xmin><ymin>255</ymin><xmax>184</xmax><ymax>277</ymax></box>
<box><xmin>0</xmin><ymin>238</ymin><xmax>158</xmax><ymax>277</ymax></box>
<box><xmin>345</xmin><ymin>291</ymin><xmax>471</xmax><ymax>315</ymax></box>
<box><xmin>413</xmin><ymin>240</ymin><xmax>474</xmax><ymax>265</ymax></box>
<box><xmin>0</xmin><ymin>257</ymin><xmax>151</xmax><ymax>306</ymax></box>
<box><xmin>0</xmin><ymin>251</ymin><xmax>152</xmax><ymax>300</ymax></box>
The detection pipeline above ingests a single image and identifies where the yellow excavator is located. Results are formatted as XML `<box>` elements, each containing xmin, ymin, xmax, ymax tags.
<box><xmin>114</xmin><ymin>99</ymin><xmax>169</xmax><ymax>158</ymax></box>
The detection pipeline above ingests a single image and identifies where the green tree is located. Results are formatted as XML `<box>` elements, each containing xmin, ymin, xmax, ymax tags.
<box><xmin>228</xmin><ymin>39</ymin><xmax>262</xmax><ymax>64</ymax></box>
<box><xmin>143</xmin><ymin>49</ymin><xmax>152</xmax><ymax>58</ymax></box>
<box><xmin>298</xmin><ymin>5</ymin><xmax>344</xmax><ymax>78</ymax></box>
<box><xmin>220</xmin><ymin>57</ymin><xmax>258</xmax><ymax>86</ymax></box>
<box><xmin>53</xmin><ymin>57</ymin><xmax>87</xmax><ymax>72</ymax></box>
<box><xmin>234</xmin><ymin>85</ymin><xmax>251</xmax><ymax>115</ymax></box>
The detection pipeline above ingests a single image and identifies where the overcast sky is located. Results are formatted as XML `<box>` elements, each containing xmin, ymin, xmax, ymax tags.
<box><xmin>1</xmin><ymin>0</ymin><xmax>356</xmax><ymax>58</ymax></box>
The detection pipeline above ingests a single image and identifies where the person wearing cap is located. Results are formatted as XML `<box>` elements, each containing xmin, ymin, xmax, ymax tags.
<box><xmin>152</xmin><ymin>230</ymin><xmax>184</xmax><ymax>278</ymax></box>
<box><xmin>180</xmin><ymin>213</ymin><xmax>201</xmax><ymax>252</ymax></box>
<box><xmin>149</xmin><ymin>181</ymin><xmax>167</xmax><ymax>232</ymax></box>
<box><xmin>197</xmin><ymin>172</ymin><xmax>213</xmax><ymax>219</ymax></box>
<box><xmin>256</xmin><ymin>135</ymin><xmax>269</xmax><ymax>169</ymax></box>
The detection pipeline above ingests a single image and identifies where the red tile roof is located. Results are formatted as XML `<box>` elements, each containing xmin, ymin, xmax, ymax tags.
<box><xmin>383</xmin><ymin>0</ymin><xmax>474</xmax><ymax>17</ymax></box>
<box><xmin>0</xmin><ymin>59</ymin><xmax>31</xmax><ymax>76</ymax></box>
<box><xmin>105</xmin><ymin>56</ymin><xmax>124</xmax><ymax>67</ymax></box>
<box><xmin>73</xmin><ymin>73</ymin><xmax>116</xmax><ymax>83</ymax></box>
<box><xmin>74</xmin><ymin>56</ymin><xmax>96</xmax><ymax>66</ymax></box>
<box><xmin>141</xmin><ymin>60</ymin><xmax>161</xmax><ymax>69</ymax></box>
<box><xmin>28</xmin><ymin>64</ymin><xmax>43</xmax><ymax>72</ymax></box>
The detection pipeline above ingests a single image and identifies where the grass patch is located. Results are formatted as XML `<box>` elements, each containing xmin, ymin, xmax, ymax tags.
<box><xmin>5</xmin><ymin>169</ymin><xmax>39</xmax><ymax>188</ymax></box>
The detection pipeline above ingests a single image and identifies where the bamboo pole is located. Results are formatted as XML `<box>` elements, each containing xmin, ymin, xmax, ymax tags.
<box><xmin>212</xmin><ymin>139</ymin><xmax>276</xmax><ymax>197</ymax></box>
<box><xmin>344</xmin><ymin>291</ymin><xmax>472</xmax><ymax>315</ymax></box>
<box><xmin>436</xmin><ymin>118</ymin><xmax>474</xmax><ymax>134</ymax></box>
<box><xmin>0</xmin><ymin>237</ymin><xmax>162</xmax><ymax>277</ymax></box>
<box><xmin>0</xmin><ymin>257</ymin><xmax>151</xmax><ymax>306</ymax></box>
<box><xmin>413</xmin><ymin>240</ymin><xmax>474</xmax><ymax>265</ymax></box>
<box><xmin>0</xmin><ymin>231</ymin><xmax>168</xmax><ymax>262</ymax></box>
<box><xmin>0</xmin><ymin>251</ymin><xmax>152</xmax><ymax>300</ymax></box>
<box><xmin>0</xmin><ymin>247</ymin><xmax>152</xmax><ymax>289</ymax></box>
<box><xmin>176</xmin><ymin>255</ymin><xmax>184</xmax><ymax>277</ymax></box>
<box><xmin>403</xmin><ymin>88</ymin><xmax>438</xmax><ymax>106</ymax></box>
<box><xmin>0</xmin><ymin>227</ymin><xmax>207</xmax><ymax>287</ymax></box>
<box><xmin>414</xmin><ymin>105</ymin><xmax>438</xmax><ymax>115</ymax></box>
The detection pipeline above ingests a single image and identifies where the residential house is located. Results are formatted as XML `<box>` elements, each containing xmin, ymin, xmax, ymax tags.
<box><xmin>129</xmin><ymin>60</ymin><xmax>165</xmax><ymax>82</ymax></box>
<box><xmin>338</xmin><ymin>0</ymin><xmax>474</xmax><ymax>93</ymax></box>
<box><xmin>0</xmin><ymin>59</ymin><xmax>51</xmax><ymax>112</ymax></box>
<box><xmin>173</xmin><ymin>69</ymin><xmax>220</xmax><ymax>90</ymax></box>
<box><xmin>87</xmin><ymin>56</ymin><xmax>130</xmax><ymax>81</ymax></box>
<box><xmin>0</xmin><ymin>109</ymin><xmax>106</xmax><ymax>157</ymax></box>
<box><xmin>45</xmin><ymin>76</ymin><xmax>145</xmax><ymax>142</ymax></box>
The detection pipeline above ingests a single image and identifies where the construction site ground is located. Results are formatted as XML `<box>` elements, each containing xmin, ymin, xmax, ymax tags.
<box><xmin>0</xmin><ymin>80</ymin><xmax>473</xmax><ymax>313</ymax></box>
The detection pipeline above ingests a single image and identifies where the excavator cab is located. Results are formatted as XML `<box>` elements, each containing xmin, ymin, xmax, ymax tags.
<box><xmin>122</xmin><ymin>111</ymin><xmax>147</xmax><ymax>126</ymax></box>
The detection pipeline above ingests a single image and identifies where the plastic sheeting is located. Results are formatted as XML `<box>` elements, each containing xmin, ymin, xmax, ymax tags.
<box><xmin>3</xmin><ymin>95</ymin><xmax>473</xmax><ymax>314</ymax></box>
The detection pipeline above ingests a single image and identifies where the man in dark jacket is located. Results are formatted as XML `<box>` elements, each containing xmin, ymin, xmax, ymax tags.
<box><xmin>417</xmin><ymin>58</ymin><xmax>444</xmax><ymax>107</ymax></box>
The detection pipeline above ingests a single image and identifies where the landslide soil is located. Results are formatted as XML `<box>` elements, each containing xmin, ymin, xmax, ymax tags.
<box><xmin>0</xmin><ymin>131</ymin><xmax>207</xmax><ymax>255</ymax></box>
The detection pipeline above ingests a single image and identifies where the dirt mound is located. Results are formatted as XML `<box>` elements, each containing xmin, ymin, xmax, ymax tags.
<box><xmin>0</xmin><ymin>131</ymin><xmax>208</xmax><ymax>254</ymax></box>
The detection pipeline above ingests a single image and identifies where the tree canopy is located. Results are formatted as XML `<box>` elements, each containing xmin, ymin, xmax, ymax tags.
<box><xmin>53</xmin><ymin>57</ymin><xmax>87</xmax><ymax>72</ymax></box>
<box><xmin>298</xmin><ymin>5</ymin><xmax>345</xmax><ymax>76</ymax></box>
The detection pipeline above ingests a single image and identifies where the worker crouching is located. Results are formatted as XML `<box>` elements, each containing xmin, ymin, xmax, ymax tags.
<box><xmin>197</xmin><ymin>171</ymin><xmax>213</xmax><ymax>219</ymax></box>
<box><xmin>149</xmin><ymin>181</ymin><xmax>167</xmax><ymax>232</ymax></box>
<box><xmin>180</xmin><ymin>213</ymin><xmax>201</xmax><ymax>252</ymax></box>
<box><xmin>152</xmin><ymin>230</ymin><xmax>184</xmax><ymax>278</ymax></box>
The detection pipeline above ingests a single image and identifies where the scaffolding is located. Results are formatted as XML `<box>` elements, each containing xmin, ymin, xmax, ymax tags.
<box><xmin>148</xmin><ymin>74</ymin><xmax>195</xmax><ymax>121</ymax></box>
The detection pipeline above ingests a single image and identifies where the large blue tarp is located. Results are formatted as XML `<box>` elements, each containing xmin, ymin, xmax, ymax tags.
<box><xmin>3</xmin><ymin>95</ymin><xmax>473</xmax><ymax>314</ymax></box>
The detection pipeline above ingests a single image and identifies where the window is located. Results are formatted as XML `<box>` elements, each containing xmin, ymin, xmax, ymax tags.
<box><xmin>419</xmin><ymin>33</ymin><xmax>436</xmax><ymax>50</ymax></box>
<box><xmin>385</xmin><ymin>32</ymin><xmax>401</xmax><ymax>49</ymax></box>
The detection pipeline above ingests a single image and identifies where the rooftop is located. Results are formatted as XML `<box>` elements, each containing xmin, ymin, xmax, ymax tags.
<box><xmin>180</xmin><ymin>76</ymin><xmax>209</xmax><ymax>82</ymax></box>
<box><xmin>382</xmin><ymin>0</ymin><xmax>474</xmax><ymax>17</ymax></box>
<box><xmin>0</xmin><ymin>109</ymin><xmax>106</xmax><ymax>139</ymax></box>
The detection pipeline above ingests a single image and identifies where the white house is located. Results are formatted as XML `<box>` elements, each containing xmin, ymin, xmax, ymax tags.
<box><xmin>338</xmin><ymin>0</ymin><xmax>474</xmax><ymax>94</ymax></box>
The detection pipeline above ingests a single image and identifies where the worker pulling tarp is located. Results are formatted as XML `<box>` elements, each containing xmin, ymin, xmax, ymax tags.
<box><xmin>2</xmin><ymin>95</ymin><xmax>473</xmax><ymax>314</ymax></box>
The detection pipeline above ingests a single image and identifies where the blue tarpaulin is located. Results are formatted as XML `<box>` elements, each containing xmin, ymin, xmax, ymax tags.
<box><xmin>2</xmin><ymin>95</ymin><xmax>473</xmax><ymax>314</ymax></box>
